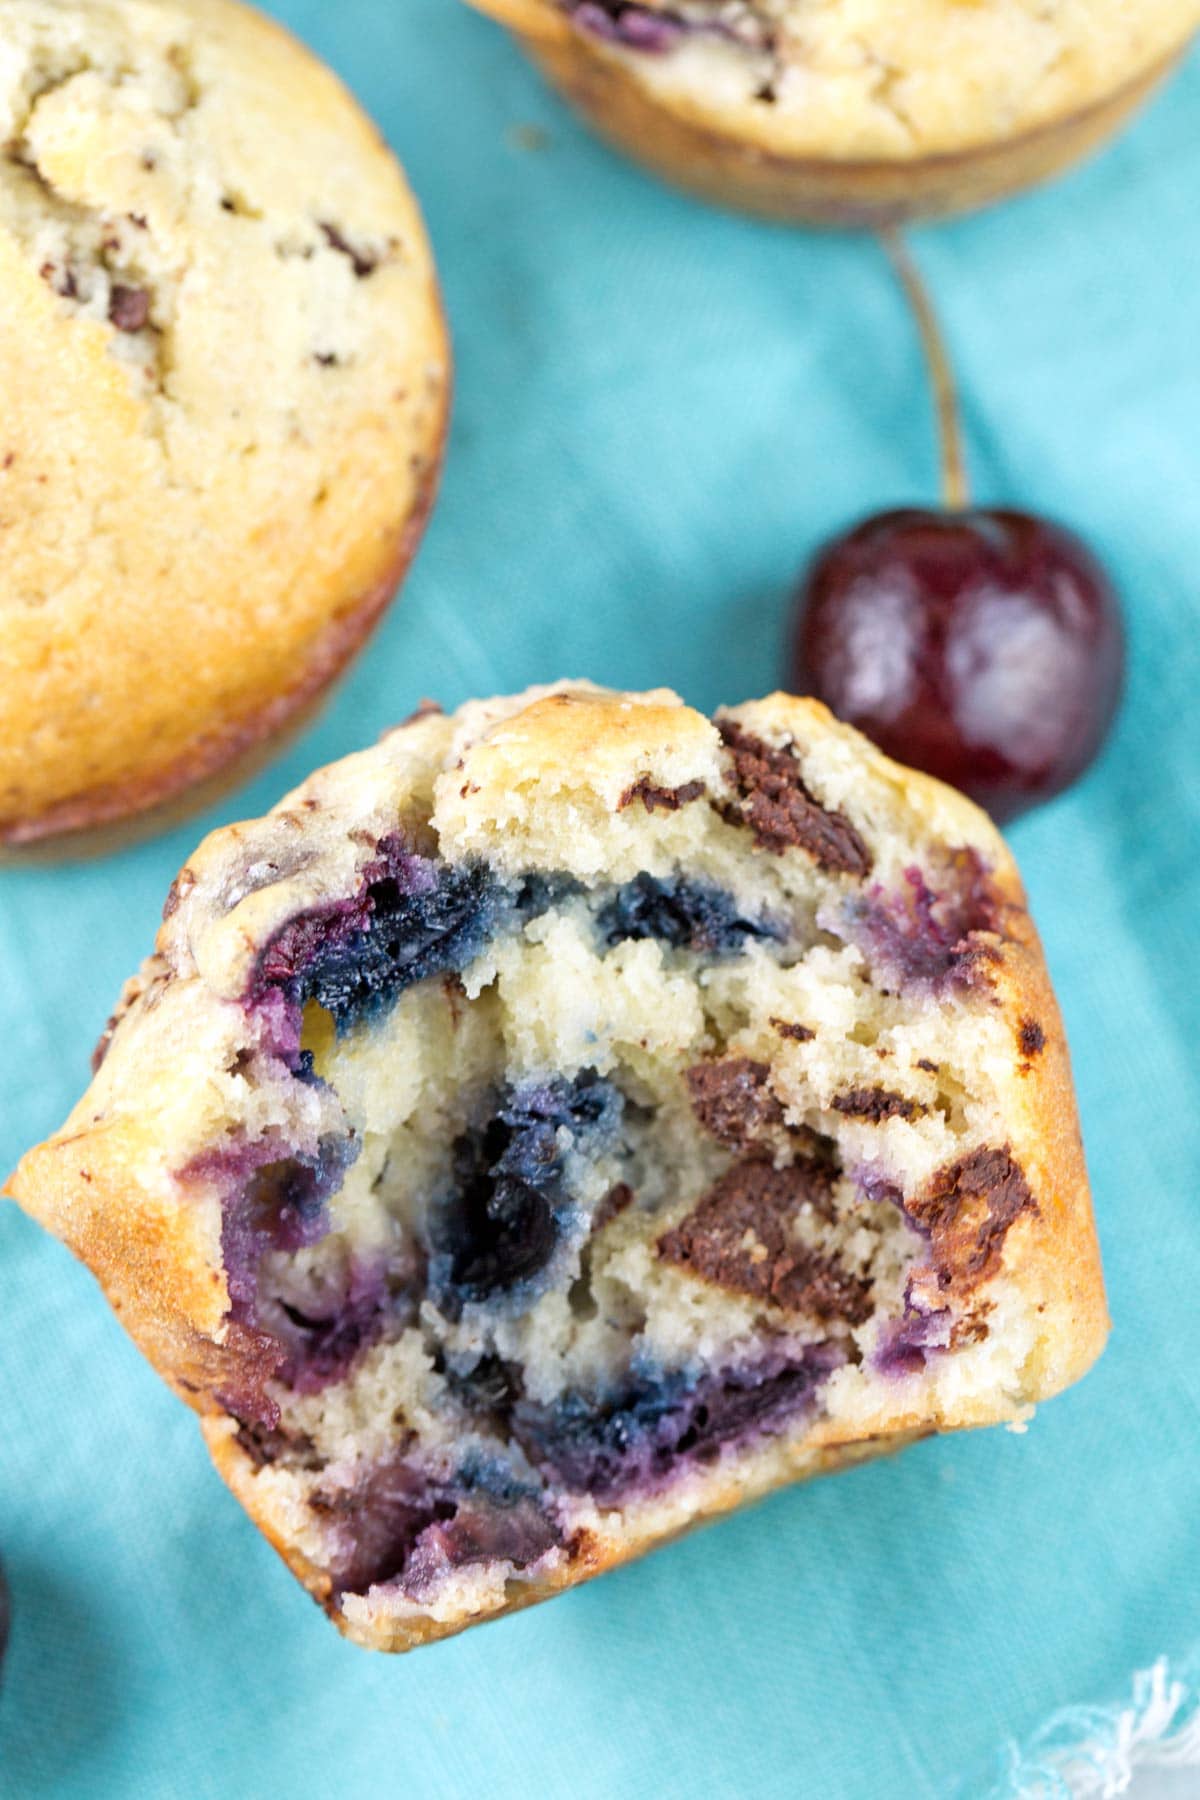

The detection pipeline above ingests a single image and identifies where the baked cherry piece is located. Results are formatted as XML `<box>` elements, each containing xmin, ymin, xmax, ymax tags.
<box><xmin>790</xmin><ymin>236</ymin><xmax>1124</xmax><ymax>825</ymax></box>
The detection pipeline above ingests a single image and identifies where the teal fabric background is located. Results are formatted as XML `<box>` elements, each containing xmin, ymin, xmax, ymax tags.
<box><xmin>2</xmin><ymin>6</ymin><xmax>1198</xmax><ymax>1795</ymax></box>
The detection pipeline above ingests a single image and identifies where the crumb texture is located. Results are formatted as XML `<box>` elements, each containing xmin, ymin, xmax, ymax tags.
<box><xmin>8</xmin><ymin>685</ymin><xmax>1107</xmax><ymax>1650</ymax></box>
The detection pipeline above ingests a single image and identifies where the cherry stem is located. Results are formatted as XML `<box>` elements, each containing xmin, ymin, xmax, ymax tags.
<box><xmin>881</xmin><ymin>228</ymin><xmax>970</xmax><ymax>513</ymax></box>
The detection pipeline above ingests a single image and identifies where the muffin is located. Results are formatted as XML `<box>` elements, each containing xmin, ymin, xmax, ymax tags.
<box><xmin>8</xmin><ymin>683</ymin><xmax>1107</xmax><ymax>1650</ymax></box>
<box><xmin>0</xmin><ymin>0</ymin><xmax>448</xmax><ymax>848</ymax></box>
<box><xmin>464</xmin><ymin>0</ymin><xmax>1199</xmax><ymax>224</ymax></box>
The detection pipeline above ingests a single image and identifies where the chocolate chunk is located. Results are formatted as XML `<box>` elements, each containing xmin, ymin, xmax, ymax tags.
<box><xmin>617</xmin><ymin>776</ymin><xmax>706</xmax><ymax>814</ymax></box>
<box><xmin>109</xmin><ymin>285</ymin><xmax>151</xmax><ymax>332</ymax></box>
<box><xmin>658</xmin><ymin>1159</ymin><xmax>868</xmax><ymax>1323</ymax></box>
<box><xmin>40</xmin><ymin>260</ymin><xmax>78</xmax><ymax>299</ymax></box>
<box><xmin>92</xmin><ymin>1007</ymin><xmax>122</xmax><ymax>1072</ymax></box>
<box><xmin>950</xmin><ymin>1309</ymin><xmax>992</xmax><ymax>1350</ymax></box>
<box><xmin>685</xmin><ymin>1057</ymin><xmax>783</xmax><ymax>1149</ymax></box>
<box><xmin>319</xmin><ymin>220</ymin><xmax>378</xmax><ymax>278</ymax></box>
<box><xmin>831</xmin><ymin>1087</ymin><xmax>921</xmax><ymax>1122</ymax></box>
<box><xmin>1019</xmin><ymin>1018</ymin><xmax>1046</xmax><ymax>1058</ymax></box>
<box><xmin>592</xmin><ymin>1181</ymin><xmax>634</xmax><ymax>1233</ymax></box>
<box><xmin>908</xmin><ymin>1147</ymin><xmax>1037</xmax><ymax>1295</ymax></box>
<box><xmin>771</xmin><ymin>1018</ymin><xmax>815</xmax><ymax>1042</ymax></box>
<box><xmin>234</xmin><ymin>1419</ymin><xmax>318</xmax><ymax>1469</ymax></box>
<box><xmin>716</xmin><ymin>719</ymin><xmax>872</xmax><ymax>875</ymax></box>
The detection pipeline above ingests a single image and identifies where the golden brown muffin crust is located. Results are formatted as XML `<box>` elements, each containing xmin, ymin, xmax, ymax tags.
<box><xmin>466</xmin><ymin>0</ymin><xmax>1197</xmax><ymax>221</ymax></box>
<box><xmin>0</xmin><ymin>0</ymin><xmax>449</xmax><ymax>844</ymax></box>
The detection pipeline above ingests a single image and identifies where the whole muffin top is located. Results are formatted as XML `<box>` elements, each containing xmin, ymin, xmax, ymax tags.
<box><xmin>0</xmin><ymin>0</ymin><xmax>447</xmax><ymax>843</ymax></box>
<box><xmin>494</xmin><ymin>0</ymin><xmax>1200</xmax><ymax>159</ymax></box>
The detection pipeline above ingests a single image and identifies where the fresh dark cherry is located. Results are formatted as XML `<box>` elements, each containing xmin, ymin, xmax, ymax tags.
<box><xmin>791</xmin><ymin>507</ymin><xmax>1124</xmax><ymax>823</ymax></box>
<box><xmin>789</xmin><ymin>234</ymin><xmax>1125</xmax><ymax>825</ymax></box>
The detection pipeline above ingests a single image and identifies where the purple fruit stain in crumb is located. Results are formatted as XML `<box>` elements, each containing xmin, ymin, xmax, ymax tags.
<box><xmin>401</xmin><ymin>1498</ymin><xmax>560</xmax><ymax>1601</ymax></box>
<box><xmin>268</xmin><ymin>1257</ymin><xmax>399</xmax><ymax>1398</ymax></box>
<box><xmin>598</xmin><ymin>872</ymin><xmax>782</xmax><ymax>955</ymax></box>
<box><xmin>829</xmin><ymin>849</ymin><xmax>1007</xmax><ymax>993</ymax></box>
<box><xmin>568</xmin><ymin>1</ymin><xmax>685</xmax><ymax>51</ymax></box>
<box><xmin>198</xmin><ymin>1132</ymin><xmax>357</xmax><ymax>1298</ymax></box>
<box><xmin>251</xmin><ymin>837</ymin><xmax>503</xmax><ymax>1040</ymax></box>
<box><xmin>513</xmin><ymin>1344</ymin><xmax>843</xmax><ymax>1502</ymax></box>
<box><xmin>318</xmin><ymin>1456</ymin><xmax>561</xmax><ymax>1599</ymax></box>
<box><xmin>432</xmin><ymin>1073</ymin><xmax>622</xmax><ymax>1309</ymax></box>
<box><xmin>183</xmin><ymin>1132</ymin><xmax>360</xmax><ymax>1426</ymax></box>
<box><xmin>565</xmin><ymin>0</ymin><xmax>772</xmax><ymax>53</ymax></box>
<box><xmin>874</xmin><ymin>1302</ymin><xmax>952</xmax><ymax>1376</ymax></box>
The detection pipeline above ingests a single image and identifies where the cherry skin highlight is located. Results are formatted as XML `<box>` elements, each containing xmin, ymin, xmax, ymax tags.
<box><xmin>790</xmin><ymin>507</ymin><xmax>1125</xmax><ymax>824</ymax></box>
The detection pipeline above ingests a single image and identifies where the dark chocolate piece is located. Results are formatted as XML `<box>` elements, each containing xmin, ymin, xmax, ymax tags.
<box><xmin>685</xmin><ymin>1057</ymin><xmax>783</xmax><ymax>1148</ymax></box>
<box><xmin>109</xmin><ymin>284</ymin><xmax>151</xmax><ymax>331</ymax></box>
<box><xmin>319</xmin><ymin>220</ymin><xmax>379</xmax><ymax>278</ymax></box>
<box><xmin>907</xmin><ymin>1146</ymin><xmax>1037</xmax><ymax>1295</ymax></box>
<box><xmin>657</xmin><ymin>1158</ymin><xmax>869</xmax><ymax>1322</ymax></box>
<box><xmin>233</xmin><ymin>1419</ymin><xmax>319</xmax><ymax>1470</ymax></box>
<box><xmin>617</xmin><ymin>776</ymin><xmax>706</xmax><ymax>814</ymax></box>
<box><xmin>831</xmin><ymin>1087</ymin><xmax>921</xmax><ymax>1122</ymax></box>
<box><xmin>772</xmin><ymin>1017</ymin><xmax>815</xmax><ymax>1042</ymax></box>
<box><xmin>592</xmin><ymin>1181</ymin><xmax>634</xmax><ymax>1233</ymax></box>
<box><xmin>716</xmin><ymin>719</ymin><xmax>872</xmax><ymax>874</ymax></box>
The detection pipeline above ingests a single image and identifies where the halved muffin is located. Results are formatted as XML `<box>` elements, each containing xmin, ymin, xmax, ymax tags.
<box><xmin>7</xmin><ymin>684</ymin><xmax>1107</xmax><ymax>1649</ymax></box>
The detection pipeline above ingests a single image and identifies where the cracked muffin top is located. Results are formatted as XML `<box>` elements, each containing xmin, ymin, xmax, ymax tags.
<box><xmin>471</xmin><ymin>0</ymin><xmax>1200</xmax><ymax>162</ymax></box>
<box><xmin>0</xmin><ymin>0</ymin><xmax>448</xmax><ymax>846</ymax></box>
